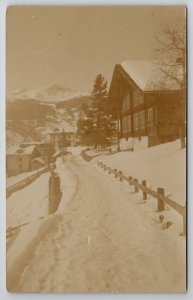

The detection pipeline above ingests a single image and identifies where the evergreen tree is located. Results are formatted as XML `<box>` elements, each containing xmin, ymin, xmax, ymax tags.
<box><xmin>77</xmin><ymin>74</ymin><xmax>117</xmax><ymax>148</ymax></box>
<box><xmin>91</xmin><ymin>74</ymin><xmax>117</xmax><ymax>148</ymax></box>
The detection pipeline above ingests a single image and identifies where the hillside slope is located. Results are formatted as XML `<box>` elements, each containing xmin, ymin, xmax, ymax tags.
<box><xmin>98</xmin><ymin>140</ymin><xmax>186</xmax><ymax>206</ymax></box>
<box><xmin>6</xmin><ymin>92</ymin><xmax>93</xmax><ymax>146</ymax></box>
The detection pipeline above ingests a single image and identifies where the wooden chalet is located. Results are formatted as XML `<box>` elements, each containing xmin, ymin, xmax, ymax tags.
<box><xmin>108</xmin><ymin>60</ymin><xmax>185</xmax><ymax>147</ymax></box>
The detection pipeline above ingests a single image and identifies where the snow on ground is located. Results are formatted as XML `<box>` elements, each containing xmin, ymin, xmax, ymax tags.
<box><xmin>86</xmin><ymin>149</ymin><xmax>110</xmax><ymax>157</ymax></box>
<box><xmin>97</xmin><ymin>140</ymin><xmax>186</xmax><ymax>206</ymax></box>
<box><xmin>7</xmin><ymin>155</ymin><xmax>77</xmax><ymax>291</ymax></box>
<box><xmin>7</xmin><ymin>167</ymin><xmax>45</xmax><ymax>188</ymax></box>
<box><xmin>7</xmin><ymin>171</ymin><xmax>50</xmax><ymax>228</ymax></box>
<box><xmin>7</xmin><ymin>152</ymin><xmax>186</xmax><ymax>292</ymax></box>
<box><xmin>67</xmin><ymin>146</ymin><xmax>87</xmax><ymax>155</ymax></box>
<box><xmin>120</xmin><ymin>136</ymin><xmax>148</xmax><ymax>151</ymax></box>
<box><xmin>7</xmin><ymin>156</ymin><xmax>76</xmax><ymax>229</ymax></box>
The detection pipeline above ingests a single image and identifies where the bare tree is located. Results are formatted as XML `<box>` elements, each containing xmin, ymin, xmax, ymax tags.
<box><xmin>153</xmin><ymin>22</ymin><xmax>186</xmax><ymax>148</ymax></box>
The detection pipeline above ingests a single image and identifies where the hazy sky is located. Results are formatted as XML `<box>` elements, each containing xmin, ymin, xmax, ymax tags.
<box><xmin>6</xmin><ymin>6</ymin><xmax>185</xmax><ymax>92</ymax></box>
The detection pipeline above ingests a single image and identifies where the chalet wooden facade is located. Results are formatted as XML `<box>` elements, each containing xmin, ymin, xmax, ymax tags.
<box><xmin>108</xmin><ymin>61</ymin><xmax>185</xmax><ymax>147</ymax></box>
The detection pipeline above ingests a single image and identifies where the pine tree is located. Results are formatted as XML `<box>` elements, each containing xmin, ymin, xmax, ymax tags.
<box><xmin>91</xmin><ymin>74</ymin><xmax>117</xmax><ymax>148</ymax></box>
<box><xmin>77</xmin><ymin>74</ymin><xmax>117</xmax><ymax>148</ymax></box>
<box><xmin>91</xmin><ymin>74</ymin><xmax>107</xmax><ymax>148</ymax></box>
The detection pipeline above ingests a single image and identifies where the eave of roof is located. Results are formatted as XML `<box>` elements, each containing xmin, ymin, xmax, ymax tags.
<box><xmin>120</xmin><ymin>60</ymin><xmax>181</xmax><ymax>92</ymax></box>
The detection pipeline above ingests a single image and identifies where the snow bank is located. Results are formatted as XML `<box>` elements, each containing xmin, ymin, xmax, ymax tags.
<box><xmin>99</xmin><ymin>140</ymin><xmax>186</xmax><ymax>206</ymax></box>
<box><xmin>7</xmin><ymin>172</ymin><xmax>50</xmax><ymax>228</ymax></box>
<box><xmin>7</xmin><ymin>214</ymin><xmax>56</xmax><ymax>292</ymax></box>
<box><xmin>7</xmin><ymin>156</ymin><xmax>77</xmax><ymax>291</ymax></box>
<box><xmin>120</xmin><ymin>136</ymin><xmax>148</xmax><ymax>151</ymax></box>
<box><xmin>67</xmin><ymin>146</ymin><xmax>87</xmax><ymax>155</ymax></box>
<box><xmin>7</xmin><ymin>167</ymin><xmax>45</xmax><ymax>188</ymax></box>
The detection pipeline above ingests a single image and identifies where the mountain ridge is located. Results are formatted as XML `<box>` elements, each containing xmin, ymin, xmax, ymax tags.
<box><xmin>7</xmin><ymin>84</ymin><xmax>90</xmax><ymax>104</ymax></box>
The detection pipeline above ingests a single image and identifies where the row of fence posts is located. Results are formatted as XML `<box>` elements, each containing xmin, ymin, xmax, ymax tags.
<box><xmin>100</xmin><ymin>162</ymin><xmax>164</xmax><ymax>211</ymax></box>
<box><xmin>97</xmin><ymin>161</ymin><xmax>186</xmax><ymax>236</ymax></box>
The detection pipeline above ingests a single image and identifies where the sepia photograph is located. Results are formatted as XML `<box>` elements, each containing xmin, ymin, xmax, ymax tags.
<box><xmin>6</xmin><ymin>6</ymin><xmax>186</xmax><ymax>293</ymax></box>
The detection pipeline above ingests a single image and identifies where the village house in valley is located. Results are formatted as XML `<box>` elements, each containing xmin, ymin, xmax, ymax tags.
<box><xmin>6</xmin><ymin>145</ymin><xmax>40</xmax><ymax>176</ymax></box>
<box><xmin>108</xmin><ymin>60</ymin><xmax>185</xmax><ymax>148</ymax></box>
<box><xmin>20</xmin><ymin>142</ymin><xmax>55</xmax><ymax>164</ymax></box>
<box><xmin>47</xmin><ymin>130</ymin><xmax>80</xmax><ymax>150</ymax></box>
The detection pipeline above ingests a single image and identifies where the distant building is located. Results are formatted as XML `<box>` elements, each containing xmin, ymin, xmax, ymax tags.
<box><xmin>6</xmin><ymin>145</ymin><xmax>40</xmax><ymax>176</ymax></box>
<box><xmin>20</xmin><ymin>142</ymin><xmax>54</xmax><ymax>163</ymax></box>
<box><xmin>47</xmin><ymin>130</ymin><xmax>66</xmax><ymax>150</ymax></box>
<box><xmin>47</xmin><ymin>130</ymin><xmax>79</xmax><ymax>149</ymax></box>
<box><xmin>65</xmin><ymin>132</ymin><xmax>80</xmax><ymax>147</ymax></box>
<box><xmin>108</xmin><ymin>60</ymin><xmax>185</xmax><ymax>147</ymax></box>
<box><xmin>79</xmin><ymin>110</ymin><xmax>87</xmax><ymax>120</ymax></box>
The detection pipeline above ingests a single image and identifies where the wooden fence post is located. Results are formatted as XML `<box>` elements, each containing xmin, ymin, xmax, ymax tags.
<box><xmin>134</xmin><ymin>179</ymin><xmax>139</xmax><ymax>193</ymax></box>
<box><xmin>128</xmin><ymin>176</ymin><xmax>132</xmax><ymax>185</ymax></box>
<box><xmin>142</xmin><ymin>180</ymin><xmax>147</xmax><ymax>200</ymax></box>
<box><xmin>119</xmin><ymin>171</ymin><xmax>123</xmax><ymax>181</ymax></box>
<box><xmin>114</xmin><ymin>169</ymin><xmax>118</xmax><ymax>178</ymax></box>
<box><xmin>157</xmin><ymin>187</ymin><xmax>165</xmax><ymax>212</ymax></box>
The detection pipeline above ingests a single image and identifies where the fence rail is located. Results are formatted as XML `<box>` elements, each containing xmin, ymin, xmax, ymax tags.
<box><xmin>6</xmin><ymin>167</ymin><xmax>49</xmax><ymax>199</ymax></box>
<box><xmin>97</xmin><ymin>161</ymin><xmax>186</xmax><ymax>236</ymax></box>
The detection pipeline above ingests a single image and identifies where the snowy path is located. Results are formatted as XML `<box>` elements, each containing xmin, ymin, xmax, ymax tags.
<box><xmin>9</xmin><ymin>154</ymin><xmax>186</xmax><ymax>292</ymax></box>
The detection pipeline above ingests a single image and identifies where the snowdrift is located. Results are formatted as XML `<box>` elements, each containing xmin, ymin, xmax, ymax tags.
<box><xmin>98</xmin><ymin>140</ymin><xmax>186</xmax><ymax>206</ymax></box>
<box><xmin>7</xmin><ymin>157</ymin><xmax>77</xmax><ymax>291</ymax></box>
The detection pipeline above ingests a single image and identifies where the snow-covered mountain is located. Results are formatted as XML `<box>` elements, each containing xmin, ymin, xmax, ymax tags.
<box><xmin>7</xmin><ymin>84</ymin><xmax>90</xmax><ymax>103</ymax></box>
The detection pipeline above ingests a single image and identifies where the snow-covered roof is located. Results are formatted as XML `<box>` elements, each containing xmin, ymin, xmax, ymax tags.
<box><xmin>65</xmin><ymin>131</ymin><xmax>75</xmax><ymax>135</ymax></box>
<box><xmin>48</xmin><ymin>131</ymin><xmax>64</xmax><ymax>135</ymax></box>
<box><xmin>31</xmin><ymin>157</ymin><xmax>45</xmax><ymax>165</ymax></box>
<box><xmin>20</xmin><ymin>142</ymin><xmax>42</xmax><ymax>146</ymax></box>
<box><xmin>7</xmin><ymin>145</ymin><xmax>36</xmax><ymax>156</ymax></box>
<box><xmin>121</xmin><ymin>60</ymin><xmax>182</xmax><ymax>91</ymax></box>
<box><xmin>48</xmin><ymin>130</ymin><xmax>76</xmax><ymax>135</ymax></box>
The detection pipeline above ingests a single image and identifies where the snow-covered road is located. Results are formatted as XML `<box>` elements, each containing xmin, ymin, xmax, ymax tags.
<box><xmin>7</xmin><ymin>154</ymin><xmax>186</xmax><ymax>292</ymax></box>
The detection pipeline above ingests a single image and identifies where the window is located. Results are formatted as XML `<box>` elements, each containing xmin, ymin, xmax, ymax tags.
<box><xmin>133</xmin><ymin>90</ymin><xmax>144</xmax><ymax>108</ymax></box>
<box><xmin>122</xmin><ymin>115</ymin><xmax>132</xmax><ymax>133</ymax></box>
<box><xmin>122</xmin><ymin>117</ymin><xmax>125</xmax><ymax>133</ymax></box>
<box><xmin>133</xmin><ymin>113</ymin><xmax>139</xmax><ymax>130</ymax></box>
<box><xmin>121</xmin><ymin>93</ymin><xmax>131</xmax><ymax>113</ymax></box>
<box><xmin>140</xmin><ymin>111</ymin><xmax>145</xmax><ymax>129</ymax></box>
<box><xmin>127</xmin><ymin>116</ymin><xmax>131</xmax><ymax>132</ymax></box>
<box><xmin>147</xmin><ymin>108</ymin><xmax>154</xmax><ymax>125</ymax></box>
